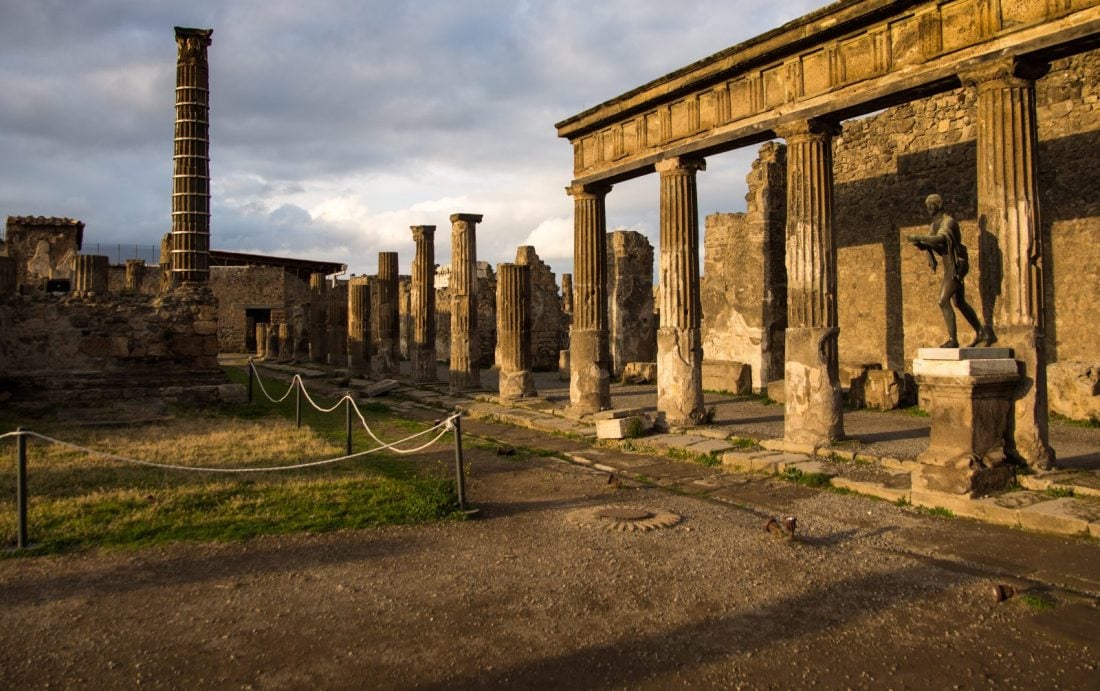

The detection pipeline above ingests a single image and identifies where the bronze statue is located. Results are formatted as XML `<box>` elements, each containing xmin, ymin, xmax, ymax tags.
<box><xmin>906</xmin><ymin>194</ymin><xmax>993</xmax><ymax>348</ymax></box>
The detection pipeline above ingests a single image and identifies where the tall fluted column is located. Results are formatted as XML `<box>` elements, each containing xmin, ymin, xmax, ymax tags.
<box><xmin>327</xmin><ymin>281</ymin><xmax>348</xmax><ymax>366</ymax></box>
<box><xmin>561</xmin><ymin>273</ymin><xmax>573</xmax><ymax>315</ymax></box>
<box><xmin>411</xmin><ymin>225</ymin><xmax>437</xmax><ymax>382</ymax></box>
<box><xmin>170</xmin><ymin>27</ymin><xmax>213</xmax><ymax>286</ymax></box>
<box><xmin>376</xmin><ymin>252</ymin><xmax>400</xmax><ymax>375</ymax></box>
<box><xmin>497</xmin><ymin>263</ymin><xmax>536</xmax><ymax>400</ymax></box>
<box><xmin>654</xmin><ymin>157</ymin><xmax>706</xmax><ymax>425</ymax></box>
<box><xmin>567</xmin><ymin>183</ymin><xmax>612</xmax><ymax>413</ymax></box>
<box><xmin>278</xmin><ymin>322</ymin><xmax>292</xmax><ymax>361</ymax></box>
<box><xmin>963</xmin><ymin>58</ymin><xmax>1054</xmax><ymax>469</ymax></box>
<box><xmin>776</xmin><ymin>118</ymin><xmax>844</xmax><ymax>445</ymax></box>
<box><xmin>309</xmin><ymin>272</ymin><xmax>328</xmax><ymax>363</ymax></box>
<box><xmin>347</xmin><ymin>276</ymin><xmax>371</xmax><ymax>375</ymax></box>
<box><xmin>449</xmin><ymin>213</ymin><xmax>483</xmax><ymax>391</ymax></box>
<box><xmin>73</xmin><ymin>255</ymin><xmax>109</xmax><ymax>295</ymax></box>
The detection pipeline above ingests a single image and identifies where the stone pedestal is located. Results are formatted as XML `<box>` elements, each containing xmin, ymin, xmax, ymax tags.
<box><xmin>376</xmin><ymin>252</ymin><xmax>400</xmax><ymax>375</ymax></box>
<box><xmin>73</xmin><ymin>255</ymin><xmax>109</xmax><ymax>294</ymax></box>
<box><xmin>449</xmin><ymin>214</ymin><xmax>483</xmax><ymax>391</ymax></box>
<box><xmin>656</xmin><ymin>156</ymin><xmax>706</xmax><ymax>426</ymax></box>
<box><xmin>497</xmin><ymin>263</ymin><xmax>536</xmax><ymax>401</ymax></box>
<box><xmin>777</xmin><ymin>119</ymin><xmax>843</xmax><ymax>444</ymax></box>
<box><xmin>912</xmin><ymin>348</ymin><xmax>1019</xmax><ymax>497</ymax></box>
<box><xmin>411</xmin><ymin>226</ymin><xmax>437</xmax><ymax>382</ymax></box>
<box><xmin>568</xmin><ymin>185</ymin><xmax>612</xmax><ymax>413</ymax></box>
<box><xmin>347</xmin><ymin>277</ymin><xmax>370</xmax><ymax>375</ymax></box>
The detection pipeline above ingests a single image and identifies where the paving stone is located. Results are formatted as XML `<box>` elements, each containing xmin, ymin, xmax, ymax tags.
<box><xmin>592</xmin><ymin>407</ymin><xmax>647</xmax><ymax>420</ymax></box>
<box><xmin>832</xmin><ymin>477</ymin><xmax>910</xmax><ymax>503</ymax></box>
<box><xmin>786</xmin><ymin>460</ymin><xmax>835</xmax><ymax>477</ymax></box>
<box><xmin>760</xmin><ymin>439</ymin><xmax>817</xmax><ymax>455</ymax></box>
<box><xmin>684</xmin><ymin>439</ymin><xmax>736</xmax><ymax>455</ymax></box>
<box><xmin>1017</xmin><ymin>497</ymin><xmax>1100</xmax><ymax>537</ymax></box>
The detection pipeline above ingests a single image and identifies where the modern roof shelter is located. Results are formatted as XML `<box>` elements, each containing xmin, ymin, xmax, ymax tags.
<box><xmin>556</xmin><ymin>0</ymin><xmax>1100</xmax><ymax>472</ymax></box>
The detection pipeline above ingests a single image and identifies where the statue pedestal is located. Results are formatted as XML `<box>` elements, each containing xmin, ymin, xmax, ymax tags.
<box><xmin>912</xmin><ymin>348</ymin><xmax>1019</xmax><ymax>497</ymax></box>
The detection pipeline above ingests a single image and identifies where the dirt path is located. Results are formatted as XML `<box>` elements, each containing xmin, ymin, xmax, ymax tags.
<box><xmin>2</xmin><ymin>422</ymin><xmax>1098</xmax><ymax>689</ymax></box>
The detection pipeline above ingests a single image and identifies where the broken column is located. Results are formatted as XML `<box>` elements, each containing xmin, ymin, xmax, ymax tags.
<box><xmin>568</xmin><ymin>183</ymin><xmax>612</xmax><ymax>413</ymax></box>
<box><xmin>411</xmin><ymin>225</ymin><xmax>437</xmax><ymax>382</ymax></box>
<box><xmin>309</xmin><ymin>272</ymin><xmax>328</xmax><ymax>363</ymax></box>
<box><xmin>347</xmin><ymin>276</ymin><xmax>370</xmax><ymax>375</ymax></box>
<box><xmin>963</xmin><ymin>58</ymin><xmax>1055</xmax><ymax>470</ymax></box>
<box><xmin>561</xmin><ymin>273</ymin><xmax>573</xmax><ymax>315</ymax></box>
<box><xmin>655</xmin><ymin>156</ymin><xmax>706</xmax><ymax>425</ymax></box>
<box><xmin>73</xmin><ymin>255</ymin><xmax>109</xmax><ymax>294</ymax></box>
<box><xmin>169</xmin><ymin>27</ymin><xmax>213</xmax><ymax>286</ymax></box>
<box><xmin>497</xmin><ymin>263</ymin><xmax>536</xmax><ymax>400</ymax></box>
<box><xmin>607</xmin><ymin>230</ymin><xmax>656</xmax><ymax>376</ymax></box>
<box><xmin>516</xmin><ymin>246</ymin><xmax>564</xmax><ymax>371</ymax></box>
<box><xmin>376</xmin><ymin>251</ymin><xmax>400</xmax><ymax>375</ymax></box>
<box><xmin>776</xmin><ymin>119</ymin><xmax>844</xmax><ymax>445</ymax></box>
<box><xmin>125</xmin><ymin>260</ymin><xmax>146</xmax><ymax>292</ymax></box>
<box><xmin>449</xmin><ymin>213</ymin><xmax>483</xmax><ymax>391</ymax></box>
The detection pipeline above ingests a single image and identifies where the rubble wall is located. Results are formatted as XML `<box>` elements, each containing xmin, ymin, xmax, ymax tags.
<box><xmin>209</xmin><ymin>266</ymin><xmax>310</xmax><ymax>353</ymax></box>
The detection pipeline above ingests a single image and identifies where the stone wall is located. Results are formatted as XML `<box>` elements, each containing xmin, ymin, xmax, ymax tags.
<box><xmin>3</xmin><ymin>216</ymin><xmax>84</xmax><ymax>291</ymax></box>
<box><xmin>209</xmin><ymin>266</ymin><xmax>311</xmax><ymax>353</ymax></box>
<box><xmin>831</xmin><ymin>49</ymin><xmax>1100</xmax><ymax>369</ymax></box>
<box><xmin>700</xmin><ymin>142</ymin><xmax>786</xmax><ymax>390</ymax></box>
<box><xmin>516</xmin><ymin>246</ymin><xmax>564</xmax><ymax>371</ymax></box>
<box><xmin>606</xmin><ymin>230</ymin><xmax>656</xmax><ymax>375</ymax></box>
<box><xmin>435</xmin><ymin>261</ymin><xmax>496</xmax><ymax>368</ymax></box>
<box><xmin>0</xmin><ymin>286</ymin><xmax>231</xmax><ymax>403</ymax></box>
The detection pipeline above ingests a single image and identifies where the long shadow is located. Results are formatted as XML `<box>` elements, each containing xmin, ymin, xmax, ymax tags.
<box><xmin>0</xmin><ymin>533</ymin><xmax>419</xmax><ymax>607</ymax></box>
<box><xmin>852</xmin><ymin>427</ymin><xmax>929</xmax><ymax>443</ymax></box>
<box><xmin>413</xmin><ymin>563</ymin><xmax>957</xmax><ymax>691</ymax></box>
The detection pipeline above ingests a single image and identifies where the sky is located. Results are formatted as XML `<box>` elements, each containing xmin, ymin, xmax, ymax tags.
<box><xmin>0</xmin><ymin>0</ymin><xmax>824</xmax><ymax>279</ymax></box>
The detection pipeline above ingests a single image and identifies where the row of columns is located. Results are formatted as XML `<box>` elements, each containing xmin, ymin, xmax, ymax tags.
<box><xmin>566</xmin><ymin>56</ymin><xmax>1052</xmax><ymax>467</ymax></box>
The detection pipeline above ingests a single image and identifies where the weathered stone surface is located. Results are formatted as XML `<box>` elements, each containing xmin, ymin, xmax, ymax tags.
<box><xmin>606</xmin><ymin>230</ymin><xmax>655</xmax><ymax>375</ymax></box>
<box><xmin>3</xmin><ymin>216</ymin><xmax>83</xmax><ymax>292</ymax></box>
<box><xmin>375</xmin><ymin>252</ymin><xmax>400</xmax><ymax>376</ymax></box>
<box><xmin>516</xmin><ymin>246</ymin><xmax>564</xmax><ymax>372</ymax></box>
<box><xmin>1046</xmin><ymin>361</ymin><xmax>1100</xmax><ymax>422</ymax></box>
<box><xmin>73</xmin><ymin>255</ymin><xmax>109</xmax><ymax>295</ymax></box>
<box><xmin>496</xmin><ymin>263</ymin><xmax>536</xmax><ymax>401</ymax></box>
<box><xmin>865</xmin><ymin>368</ymin><xmax>903</xmax><ymax>410</ymax></box>
<box><xmin>596</xmin><ymin>414</ymin><xmax>655</xmax><ymax>440</ymax></box>
<box><xmin>124</xmin><ymin>260</ymin><xmax>146</xmax><ymax>293</ymax></box>
<box><xmin>568</xmin><ymin>184</ymin><xmax>611</xmax><ymax>413</ymax></box>
<box><xmin>784</xmin><ymin>327</ymin><xmax>843</xmax><ymax>444</ymax></box>
<box><xmin>208</xmin><ymin>265</ymin><xmax>310</xmax><ymax>353</ymax></box>
<box><xmin>449</xmin><ymin>213</ymin><xmax>483</xmax><ymax>391</ymax></box>
<box><xmin>766</xmin><ymin>379</ymin><xmax>786</xmax><ymax>404</ymax></box>
<box><xmin>410</xmin><ymin>226</ymin><xmax>437</xmax><ymax>382</ymax></box>
<box><xmin>170</xmin><ymin>28</ymin><xmax>213</xmax><ymax>284</ymax></box>
<box><xmin>347</xmin><ymin>276</ymin><xmax>370</xmax><ymax>374</ymax></box>
<box><xmin>558</xmin><ymin>349</ymin><xmax>570</xmax><ymax>381</ymax></box>
<box><xmin>701</xmin><ymin>360</ymin><xmax>751</xmax><ymax>394</ymax></box>
<box><xmin>622</xmin><ymin>361</ymin><xmax>657</xmax><ymax>384</ymax></box>
<box><xmin>308</xmin><ymin>273</ymin><xmax>328</xmax><ymax>364</ymax></box>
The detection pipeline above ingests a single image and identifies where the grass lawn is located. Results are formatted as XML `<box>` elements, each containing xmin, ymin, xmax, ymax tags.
<box><xmin>0</xmin><ymin>368</ymin><xmax>463</xmax><ymax>556</ymax></box>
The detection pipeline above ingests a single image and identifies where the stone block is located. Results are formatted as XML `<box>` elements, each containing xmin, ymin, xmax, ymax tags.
<box><xmin>363</xmin><ymin>379</ymin><xmax>400</xmax><ymax>398</ymax></box>
<box><xmin>765</xmin><ymin>379</ymin><xmax>785</xmax><ymax>404</ymax></box>
<box><xmin>592</xmin><ymin>407</ymin><xmax>647</xmax><ymax>421</ymax></box>
<box><xmin>622</xmin><ymin>361</ymin><xmax>657</xmax><ymax>384</ymax></box>
<box><xmin>1017</xmin><ymin>497</ymin><xmax>1099</xmax><ymax>537</ymax></box>
<box><xmin>702</xmin><ymin>360</ymin><xmax>752</xmax><ymax>394</ymax></box>
<box><xmin>217</xmin><ymin>383</ymin><xmax>248</xmax><ymax>404</ymax></box>
<box><xmin>596</xmin><ymin>414</ymin><xmax>654</xmax><ymax>439</ymax></box>
<box><xmin>558</xmin><ymin>349</ymin><xmax>570</xmax><ymax>381</ymax></box>
<box><xmin>865</xmin><ymin>368</ymin><xmax>903</xmax><ymax>410</ymax></box>
<box><xmin>839</xmin><ymin>362</ymin><xmax>879</xmax><ymax>408</ymax></box>
<box><xmin>1046</xmin><ymin>361</ymin><xmax>1100</xmax><ymax>423</ymax></box>
<box><xmin>916</xmin><ymin>347</ymin><xmax>1013</xmax><ymax>360</ymax></box>
<box><xmin>913</xmin><ymin>358</ymin><xmax>1018</xmax><ymax>376</ymax></box>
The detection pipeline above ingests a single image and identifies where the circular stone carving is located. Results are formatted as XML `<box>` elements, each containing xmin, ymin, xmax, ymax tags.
<box><xmin>567</xmin><ymin>505</ymin><xmax>682</xmax><ymax>532</ymax></box>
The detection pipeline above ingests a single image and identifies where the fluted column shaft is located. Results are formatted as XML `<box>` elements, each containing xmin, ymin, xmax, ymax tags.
<box><xmin>170</xmin><ymin>28</ymin><xmax>213</xmax><ymax>285</ymax></box>
<box><xmin>449</xmin><ymin>213</ymin><xmax>483</xmax><ymax>391</ymax></box>
<box><xmin>777</xmin><ymin>118</ymin><xmax>844</xmax><ymax>444</ymax></box>
<box><xmin>73</xmin><ymin>255</ymin><xmax>109</xmax><ymax>294</ymax></box>
<box><xmin>411</xmin><ymin>226</ymin><xmax>437</xmax><ymax>382</ymax></box>
<box><xmin>347</xmin><ymin>277</ymin><xmax>371</xmax><ymax>374</ymax></box>
<box><xmin>326</xmin><ymin>281</ymin><xmax>347</xmax><ymax>366</ymax></box>
<box><xmin>376</xmin><ymin>252</ymin><xmax>400</xmax><ymax>375</ymax></box>
<box><xmin>964</xmin><ymin>57</ymin><xmax>1054</xmax><ymax>469</ymax></box>
<box><xmin>654</xmin><ymin>157</ymin><xmax>706</xmax><ymax>425</ymax></box>
<box><xmin>277</xmin><ymin>322</ymin><xmax>292</xmax><ymax>361</ymax></box>
<box><xmin>561</xmin><ymin>273</ymin><xmax>573</xmax><ymax>314</ymax></box>
<box><xmin>308</xmin><ymin>272</ymin><xmax>328</xmax><ymax>363</ymax></box>
<box><xmin>568</xmin><ymin>183</ymin><xmax>612</xmax><ymax>413</ymax></box>
<box><xmin>497</xmin><ymin>263</ymin><xmax>536</xmax><ymax>400</ymax></box>
<box><xmin>125</xmin><ymin>260</ymin><xmax>145</xmax><ymax>292</ymax></box>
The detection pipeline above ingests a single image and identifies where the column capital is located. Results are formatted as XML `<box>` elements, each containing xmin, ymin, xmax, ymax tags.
<box><xmin>449</xmin><ymin>213</ymin><xmax>483</xmax><ymax>225</ymax></box>
<box><xmin>565</xmin><ymin>181</ymin><xmax>612</xmax><ymax>199</ymax></box>
<box><xmin>654</xmin><ymin>156</ymin><xmax>706</xmax><ymax>175</ymax></box>
<box><xmin>959</xmin><ymin>57</ymin><xmax>1050</xmax><ymax>90</ymax></box>
<box><xmin>774</xmin><ymin>117</ymin><xmax>840</xmax><ymax>142</ymax></box>
<box><xmin>175</xmin><ymin>27</ymin><xmax>213</xmax><ymax>61</ymax></box>
<box><xmin>410</xmin><ymin>225</ymin><xmax>436</xmax><ymax>241</ymax></box>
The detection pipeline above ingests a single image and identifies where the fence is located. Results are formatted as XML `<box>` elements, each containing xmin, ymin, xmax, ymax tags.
<box><xmin>85</xmin><ymin>243</ymin><xmax>160</xmax><ymax>266</ymax></box>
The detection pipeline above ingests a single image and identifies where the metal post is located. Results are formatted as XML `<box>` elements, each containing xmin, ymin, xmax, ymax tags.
<box><xmin>295</xmin><ymin>380</ymin><xmax>302</xmax><ymax>428</ymax></box>
<box><xmin>345</xmin><ymin>392</ymin><xmax>353</xmax><ymax>456</ymax></box>
<box><xmin>247</xmin><ymin>360</ymin><xmax>254</xmax><ymax>403</ymax></box>
<box><xmin>16</xmin><ymin>427</ymin><xmax>28</xmax><ymax>549</ymax></box>
<box><xmin>452</xmin><ymin>414</ymin><xmax>466</xmax><ymax>510</ymax></box>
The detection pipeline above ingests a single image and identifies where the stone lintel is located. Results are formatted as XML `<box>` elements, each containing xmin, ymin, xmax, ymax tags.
<box><xmin>654</xmin><ymin>156</ymin><xmax>706</xmax><ymax>174</ymax></box>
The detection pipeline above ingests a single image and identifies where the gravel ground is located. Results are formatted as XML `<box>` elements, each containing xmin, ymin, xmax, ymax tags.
<box><xmin>2</xmin><ymin>432</ymin><xmax>1097</xmax><ymax>689</ymax></box>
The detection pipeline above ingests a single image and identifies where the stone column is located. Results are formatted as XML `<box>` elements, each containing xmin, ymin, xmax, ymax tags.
<box><xmin>73</xmin><ymin>255</ymin><xmax>109</xmax><ymax>294</ymax></box>
<box><xmin>347</xmin><ymin>276</ymin><xmax>371</xmax><ymax>375</ymax></box>
<box><xmin>567</xmin><ymin>183</ymin><xmax>612</xmax><ymax>413</ymax></box>
<box><xmin>278</xmin><ymin>322</ymin><xmax>292</xmax><ymax>361</ymax></box>
<box><xmin>963</xmin><ymin>58</ymin><xmax>1055</xmax><ymax>470</ymax></box>
<box><xmin>561</xmin><ymin>273</ymin><xmax>573</xmax><ymax>315</ymax></box>
<box><xmin>449</xmin><ymin>213</ymin><xmax>483</xmax><ymax>391</ymax></box>
<box><xmin>411</xmin><ymin>225</ymin><xmax>437</xmax><ymax>382</ymax></box>
<box><xmin>309</xmin><ymin>272</ymin><xmax>328</xmax><ymax>363</ymax></box>
<box><xmin>497</xmin><ymin>263</ymin><xmax>536</xmax><ymax>400</ymax></box>
<box><xmin>264</xmin><ymin>322</ymin><xmax>279</xmax><ymax>361</ymax></box>
<box><xmin>159</xmin><ymin>232</ymin><xmax>173</xmax><ymax>293</ymax></box>
<box><xmin>655</xmin><ymin>156</ymin><xmax>706</xmax><ymax>426</ymax></box>
<box><xmin>170</xmin><ymin>28</ymin><xmax>213</xmax><ymax>285</ymax></box>
<box><xmin>327</xmin><ymin>280</ymin><xmax>347</xmax><ymax>366</ymax></box>
<box><xmin>776</xmin><ymin>118</ymin><xmax>844</xmax><ymax>445</ymax></box>
<box><xmin>376</xmin><ymin>251</ymin><xmax>400</xmax><ymax>375</ymax></box>
<box><xmin>125</xmin><ymin>260</ymin><xmax>146</xmax><ymax>292</ymax></box>
<box><xmin>0</xmin><ymin>256</ymin><xmax>18</xmax><ymax>295</ymax></box>
<box><xmin>255</xmin><ymin>323</ymin><xmax>268</xmax><ymax>359</ymax></box>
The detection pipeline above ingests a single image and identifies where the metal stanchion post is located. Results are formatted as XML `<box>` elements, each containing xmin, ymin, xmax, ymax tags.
<box><xmin>247</xmin><ymin>361</ymin><xmax>254</xmax><ymax>403</ymax></box>
<box><xmin>295</xmin><ymin>380</ymin><xmax>302</xmax><ymax>428</ymax></box>
<box><xmin>16</xmin><ymin>427</ymin><xmax>28</xmax><ymax>549</ymax></box>
<box><xmin>345</xmin><ymin>392</ymin><xmax>353</xmax><ymax>456</ymax></box>
<box><xmin>452</xmin><ymin>415</ymin><xmax>466</xmax><ymax>510</ymax></box>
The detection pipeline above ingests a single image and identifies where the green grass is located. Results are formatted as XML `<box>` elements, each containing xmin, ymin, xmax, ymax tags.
<box><xmin>899</xmin><ymin>405</ymin><xmax>931</xmax><ymax>418</ymax></box>
<box><xmin>780</xmin><ymin>467</ymin><xmax>833</xmax><ymax>488</ymax></box>
<box><xmin>728</xmin><ymin>437</ymin><xmax>760</xmax><ymax>451</ymax></box>
<box><xmin>917</xmin><ymin>506</ymin><xmax>955</xmax><ymax>519</ymax></box>
<box><xmin>1016</xmin><ymin>593</ymin><xmax>1056</xmax><ymax>611</ymax></box>
<box><xmin>1044</xmin><ymin>486</ymin><xmax>1075</xmax><ymax>499</ymax></box>
<box><xmin>0</xmin><ymin>367</ymin><xmax>463</xmax><ymax>556</ymax></box>
<box><xmin>1050</xmin><ymin>412</ymin><xmax>1099</xmax><ymax>429</ymax></box>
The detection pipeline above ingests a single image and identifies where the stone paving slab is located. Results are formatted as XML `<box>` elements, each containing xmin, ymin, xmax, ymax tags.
<box><xmin>634</xmin><ymin>433</ymin><xmax>711</xmax><ymax>451</ymax></box>
<box><xmin>1020</xmin><ymin>471</ymin><xmax>1100</xmax><ymax>499</ymax></box>
<box><xmin>832</xmin><ymin>477</ymin><xmax>910</xmax><ymax>503</ymax></box>
<box><xmin>1017</xmin><ymin>497</ymin><xmax>1100</xmax><ymax>538</ymax></box>
<box><xmin>684</xmin><ymin>439</ymin><xmax>737</xmax><ymax>456</ymax></box>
